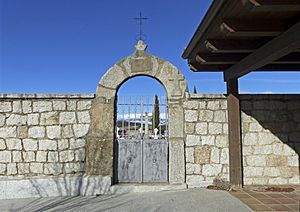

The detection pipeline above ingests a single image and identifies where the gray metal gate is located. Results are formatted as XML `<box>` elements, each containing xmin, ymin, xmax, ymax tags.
<box><xmin>116</xmin><ymin>96</ymin><xmax>168</xmax><ymax>183</ymax></box>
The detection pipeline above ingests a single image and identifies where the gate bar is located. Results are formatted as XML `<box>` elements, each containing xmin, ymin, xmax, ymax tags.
<box><xmin>128</xmin><ymin>96</ymin><xmax>131</xmax><ymax>139</ymax></box>
<box><xmin>165</xmin><ymin>97</ymin><xmax>168</xmax><ymax>138</ymax></box>
<box><xmin>140</xmin><ymin>96</ymin><xmax>144</xmax><ymax>138</ymax></box>
<box><xmin>158</xmin><ymin>96</ymin><xmax>162</xmax><ymax>139</ymax></box>
<box><xmin>140</xmin><ymin>139</ymin><xmax>143</xmax><ymax>183</ymax></box>
<box><xmin>134</xmin><ymin>96</ymin><xmax>137</xmax><ymax>138</ymax></box>
<box><xmin>122</xmin><ymin>96</ymin><xmax>125</xmax><ymax>138</ymax></box>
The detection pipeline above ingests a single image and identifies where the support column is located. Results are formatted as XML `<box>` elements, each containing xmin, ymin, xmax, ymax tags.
<box><xmin>168</xmin><ymin>102</ymin><xmax>185</xmax><ymax>184</ymax></box>
<box><xmin>226</xmin><ymin>78</ymin><xmax>243</xmax><ymax>187</ymax></box>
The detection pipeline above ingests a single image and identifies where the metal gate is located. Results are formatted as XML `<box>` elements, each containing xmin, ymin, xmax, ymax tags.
<box><xmin>115</xmin><ymin>96</ymin><xmax>168</xmax><ymax>183</ymax></box>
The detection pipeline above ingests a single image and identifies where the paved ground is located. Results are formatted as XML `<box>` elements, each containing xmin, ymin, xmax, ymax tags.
<box><xmin>229</xmin><ymin>185</ymin><xmax>300</xmax><ymax>211</ymax></box>
<box><xmin>0</xmin><ymin>188</ymin><xmax>251</xmax><ymax>212</ymax></box>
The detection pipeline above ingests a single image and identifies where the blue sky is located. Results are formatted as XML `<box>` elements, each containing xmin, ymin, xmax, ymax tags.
<box><xmin>0</xmin><ymin>0</ymin><xmax>299</xmax><ymax>95</ymax></box>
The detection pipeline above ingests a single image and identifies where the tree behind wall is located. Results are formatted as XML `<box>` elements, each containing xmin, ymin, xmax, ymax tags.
<box><xmin>193</xmin><ymin>85</ymin><xmax>197</xmax><ymax>94</ymax></box>
<box><xmin>152</xmin><ymin>95</ymin><xmax>160</xmax><ymax>130</ymax></box>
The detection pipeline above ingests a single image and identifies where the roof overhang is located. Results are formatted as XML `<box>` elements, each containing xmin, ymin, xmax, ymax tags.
<box><xmin>182</xmin><ymin>0</ymin><xmax>300</xmax><ymax>81</ymax></box>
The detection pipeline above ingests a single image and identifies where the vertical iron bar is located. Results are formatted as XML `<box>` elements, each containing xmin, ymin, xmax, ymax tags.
<box><xmin>153</xmin><ymin>95</ymin><xmax>155</xmax><ymax>137</ymax></box>
<box><xmin>159</xmin><ymin>96</ymin><xmax>162</xmax><ymax>139</ymax></box>
<box><xmin>165</xmin><ymin>97</ymin><xmax>168</xmax><ymax>140</ymax></box>
<box><xmin>163</xmin><ymin>96</ymin><xmax>165</xmax><ymax>139</ymax></box>
<box><xmin>141</xmin><ymin>137</ymin><xmax>143</xmax><ymax>183</ymax></box>
<box><xmin>140</xmin><ymin>96</ymin><xmax>144</xmax><ymax>183</ymax></box>
<box><xmin>134</xmin><ymin>96</ymin><xmax>137</xmax><ymax>139</ymax></box>
<box><xmin>147</xmin><ymin>96</ymin><xmax>149</xmax><ymax>138</ymax></box>
<box><xmin>122</xmin><ymin>96</ymin><xmax>125</xmax><ymax>138</ymax></box>
<box><xmin>140</xmin><ymin>96</ymin><xmax>144</xmax><ymax>137</ymax></box>
<box><xmin>128</xmin><ymin>96</ymin><xmax>131</xmax><ymax>139</ymax></box>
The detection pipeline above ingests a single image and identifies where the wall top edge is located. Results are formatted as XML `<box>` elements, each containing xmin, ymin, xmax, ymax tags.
<box><xmin>189</xmin><ymin>94</ymin><xmax>300</xmax><ymax>100</ymax></box>
<box><xmin>1</xmin><ymin>93</ymin><xmax>298</xmax><ymax>100</ymax></box>
<box><xmin>189</xmin><ymin>94</ymin><xmax>227</xmax><ymax>99</ymax></box>
<box><xmin>0</xmin><ymin>94</ymin><xmax>96</xmax><ymax>99</ymax></box>
<box><xmin>240</xmin><ymin>94</ymin><xmax>300</xmax><ymax>100</ymax></box>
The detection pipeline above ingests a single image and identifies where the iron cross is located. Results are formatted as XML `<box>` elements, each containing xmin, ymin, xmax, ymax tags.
<box><xmin>134</xmin><ymin>12</ymin><xmax>148</xmax><ymax>41</ymax></box>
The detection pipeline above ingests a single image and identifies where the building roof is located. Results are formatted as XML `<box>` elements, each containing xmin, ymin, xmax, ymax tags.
<box><xmin>182</xmin><ymin>0</ymin><xmax>300</xmax><ymax>81</ymax></box>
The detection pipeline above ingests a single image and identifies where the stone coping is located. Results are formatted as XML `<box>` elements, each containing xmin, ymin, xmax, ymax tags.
<box><xmin>189</xmin><ymin>94</ymin><xmax>300</xmax><ymax>100</ymax></box>
<box><xmin>189</xmin><ymin>94</ymin><xmax>227</xmax><ymax>99</ymax></box>
<box><xmin>1</xmin><ymin>93</ymin><xmax>298</xmax><ymax>100</ymax></box>
<box><xmin>240</xmin><ymin>94</ymin><xmax>300</xmax><ymax>100</ymax></box>
<box><xmin>0</xmin><ymin>94</ymin><xmax>95</xmax><ymax>99</ymax></box>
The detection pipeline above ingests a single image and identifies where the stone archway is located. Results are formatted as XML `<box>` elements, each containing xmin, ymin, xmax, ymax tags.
<box><xmin>85</xmin><ymin>41</ymin><xmax>188</xmax><ymax>185</ymax></box>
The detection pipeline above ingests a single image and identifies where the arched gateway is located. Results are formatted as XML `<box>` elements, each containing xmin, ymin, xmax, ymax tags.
<box><xmin>86</xmin><ymin>40</ymin><xmax>188</xmax><ymax>185</ymax></box>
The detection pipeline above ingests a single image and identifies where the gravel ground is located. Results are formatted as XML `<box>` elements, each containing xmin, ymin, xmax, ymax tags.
<box><xmin>0</xmin><ymin>188</ymin><xmax>251</xmax><ymax>212</ymax></box>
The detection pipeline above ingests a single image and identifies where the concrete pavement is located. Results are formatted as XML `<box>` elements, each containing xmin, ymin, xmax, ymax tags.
<box><xmin>0</xmin><ymin>188</ymin><xmax>251</xmax><ymax>212</ymax></box>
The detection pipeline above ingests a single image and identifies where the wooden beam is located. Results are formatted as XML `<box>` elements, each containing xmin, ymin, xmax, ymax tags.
<box><xmin>274</xmin><ymin>53</ymin><xmax>300</xmax><ymax>64</ymax></box>
<box><xmin>252</xmin><ymin>0</ymin><xmax>300</xmax><ymax>5</ymax></box>
<box><xmin>226</xmin><ymin>78</ymin><xmax>243</xmax><ymax>188</ymax></box>
<box><xmin>224</xmin><ymin>21</ymin><xmax>300</xmax><ymax>80</ymax></box>
<box><xmin>242</xmin><ymin>0</ymin><xmax>300</xmax><ymax>12</ymax></box>
<box><xmin>189</xmin><ymin>62</ymin><xmax>300</xmax><ymax>72</ymax></box>
<box><xmin>195</xmin><ymin>52</ymin><xmax>300</xmax><ymax>65</ymax></box>
<box><xmin>258</xmin><ymin>64</ymin><xmax>300</xmax><ymax>71</ymax></box>
<box><xmin>196</xmin><ymin>53</ymin><xmax>248</xmax><ymax>64</ymax></box>
<box><xmin>220</xmin><ymin>19</ymin><xmax>288</xmax><ymax>37</ymax></box>
<box><xmin>190</xmin><ymin>52</ymin><xmax>300</xmax><ymax>72</ymax></box>
<box><xmin>188</xmin><ymin>62</ymin><xmax>229</xmax><ymax>72</ymax></box>
<box><xmin>205</xmin><ymin>39</ymin><xmax>268</xmax><ymax>53</ymax></box>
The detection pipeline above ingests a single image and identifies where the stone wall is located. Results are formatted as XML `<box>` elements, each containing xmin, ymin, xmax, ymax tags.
<box><xmin>0</xmin><ymin>94</ymin><xmax>94</xmax><ymax>178</ymax></box>
<box><xmin>184</xmin><ymin>94</ymin><xmax>300</xmax><ymax>187</ymax></box>
<box><xmin>1</xmin><ymin>93</ymin><xmax>299</xmax><ymax>193</ymax></box>
<box><xmin>184</xmin><ymin>94</ymin><xmax>229</xmax><ymax>187</ymax></box>
<box><xmin>241</xmin><ymin>95</ymin><xmax>300</xmax><ymax>185</ymax></box>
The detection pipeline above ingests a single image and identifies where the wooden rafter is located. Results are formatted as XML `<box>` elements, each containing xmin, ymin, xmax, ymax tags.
<box><xmin>224</xmin><ymin>21</ymin><xmax>300</xmax><ymax>80</ymax></box>
<box><xmin>257</xmin><ymin>64</ymin><xmax>300</xmax><ymax>71</ymax></box>
<box><xmin>189</xmin><ymin>63</ymin><xmax>300</xmax><ymax>72</ymax></box>
<box><xmin>195</xmin><ymin>52</ymin><xmax>300</xmax><ymax>65</ymax></box>
<box><xmin>188</xmin><ymin>62</ymin><xmax>228</xmax><ymax>72</ymax></box>
<box><xmin>196</xmin><ymin>53</ymin><xmax>248</xmax><ymax>64</ymax></box>
<box><xmin>220</xmin><ymin>19</ymin><xmax>289</xmax><ymax>37</ymax></box>
<box><xmin>251</xmin><ymin>0</ymin><xmax>300</xmax><ymax>5</ymax></box>
<box><xmin>275</xmin><ymin>53</ymin><xmax>300</xmax><ymax>64</ymax></box>
<box><xmin>205</xmin><ymin>39</ymin><xmax>268</xmax><ymax>53</ymax></box>
<box><xmin>242</xmin><ymin>0</ymin><xmax>300</xmax><ymax>12</ymax></box>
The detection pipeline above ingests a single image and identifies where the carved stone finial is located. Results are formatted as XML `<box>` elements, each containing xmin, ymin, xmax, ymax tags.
<box><xmin>134</xmin><ymin>40</ymin><xmax>147</xmax><ymax>51</ymax></box>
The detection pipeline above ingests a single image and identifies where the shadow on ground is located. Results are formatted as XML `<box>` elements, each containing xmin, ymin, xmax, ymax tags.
<box><xmin>1</xmin><ymin>189</ymin><xmax>251</xmax><ymax>212</ymax></box>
